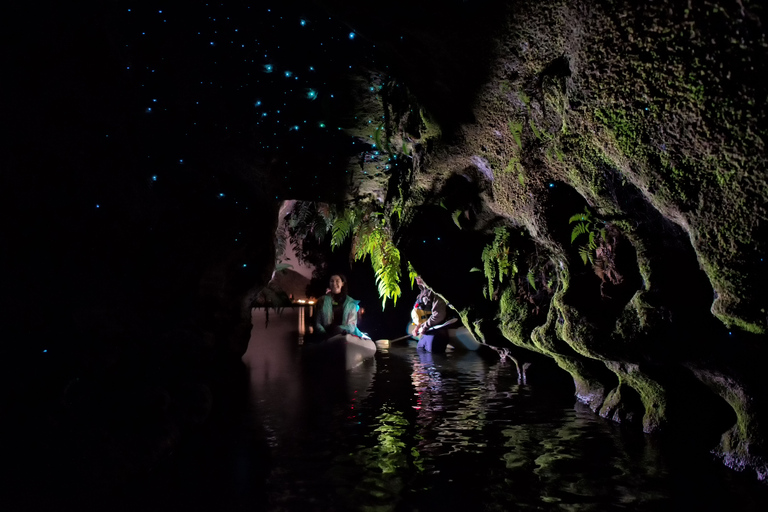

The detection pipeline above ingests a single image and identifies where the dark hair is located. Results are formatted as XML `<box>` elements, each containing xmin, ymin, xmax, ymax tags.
<box><xmin>329</xmin><ymin>273</ymin><xmax>348</xmax><ymax>296</ymax></box>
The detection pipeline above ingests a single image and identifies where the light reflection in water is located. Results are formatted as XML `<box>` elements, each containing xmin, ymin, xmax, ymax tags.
<box><xmin>243</xmin><ymin>326</ymin><xmax>768</xmax><ymax>511</ymax></box>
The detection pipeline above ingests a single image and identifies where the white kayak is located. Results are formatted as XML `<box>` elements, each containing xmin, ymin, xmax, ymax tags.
<box><xmin>406</xmin><ymin>318</ymin><xmax>482</xmax><ymax>352</ymax></box>
<box><xmin>305</xmin><ymin>333</ymin><xmax>377</xmax><ymax>370</ymax></box>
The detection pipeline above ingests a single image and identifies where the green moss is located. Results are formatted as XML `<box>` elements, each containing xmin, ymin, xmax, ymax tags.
<box><xmin>551</xmin><ymin>355</ymin><xmax>608</xmax><ymax>410</ymax></box>
<box><xmin>606</xmin><ymin>362</ymin><xmax>668</xmax><ymax>433</ymax></box>
<box><xmin>498</xmin><ymin>287</ymin><xmax>535</xmax><ymax>350</ymax></box>
<box><xmin>419</xmin><ymin>108</ymin><xmax>442</xmax><ymax>141</ymax></box>
<box><xmin>508</xmin><ymin>119</ymin><xmax>523</xmax><ymax>148</ymax></box>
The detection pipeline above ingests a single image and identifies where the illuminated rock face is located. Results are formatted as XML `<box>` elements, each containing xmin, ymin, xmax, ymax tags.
<box><xmin>320</xmin><ymin>0</ymin><xmax>768</xmax><ymax>480</ymax></box>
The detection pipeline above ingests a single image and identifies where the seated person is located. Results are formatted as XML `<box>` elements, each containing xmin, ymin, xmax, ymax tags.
<box><xmin>314</xmin><ymin>274</ymin><xmax>367</xmax><ymax>339</ymax></box>
<box><xmin>411</xmin><ymin>275</ymin><xmax>448</xmax><ymax>337</ymax></box>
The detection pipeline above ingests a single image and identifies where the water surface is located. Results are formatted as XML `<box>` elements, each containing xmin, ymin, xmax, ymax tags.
<box><xmin>243</xmin><ymin>310</ymin><xmax>768</xmax><ymax>511</ymax></box>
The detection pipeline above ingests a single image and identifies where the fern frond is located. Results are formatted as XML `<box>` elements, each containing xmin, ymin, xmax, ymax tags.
<box><xmin>579</xmin><ymin>246</ymin><xmax>589</xmax><ymax>265</ymax></box>
<box><xmin>452</xmin><ymin>209</ymin><xmax>462</xmax><ymax>229</ymax></box>
<box><xmin>527</xmin><ymin>270</ymin><xmax>536</xmax><ymax>290</ymax></box>
<box><xmin>331</xmin><ymin>215</ymin><xmax>353</xmax><ymax>250</ymax></box>
<box><xmin>408</xmin><ymin>262</ymin><xmax>418</xmax><ymax>289</ymax></box>
<box><xmin>571</xmin><ymin>223</ymin><xmax>588</xmax><ymax>243</ymax></box>
<box><xmin>568</xmin><ymin>213</ymin><xmax>587</xmax><ymax>224</ymax></box>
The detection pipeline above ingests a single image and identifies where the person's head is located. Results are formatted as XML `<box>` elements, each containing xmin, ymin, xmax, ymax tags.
<box><xmin>329</xmin><ymin>274</ymin><xmax>347</xmax><ymax>296</ymax></box>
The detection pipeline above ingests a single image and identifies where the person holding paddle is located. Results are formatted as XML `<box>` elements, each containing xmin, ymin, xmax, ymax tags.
<box><xmin>411</xmin><ymin>275</ymin><xmax>448</xmax><ymax>337</ymax></box>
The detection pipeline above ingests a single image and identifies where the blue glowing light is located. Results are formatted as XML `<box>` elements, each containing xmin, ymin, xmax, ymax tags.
<box><xmin>43</xmin><ymin>349</ymin><xmax>48</xmax><ymax>353</ymax></box>
<box><xmin>349</xmin><ymin>32</ymin><xmax>356</xmax><ymax>39</ymax></box>
<box><xmin>152</xmin><ymin>175</ymin><xmax>158</xmax><ymax>181</ymax></box>
<box><xmin>319</xmin><ymin>122</ymin><xmax>326</xmax><ymax>128</ymax></box>
<box><xmin>254</xmin><ymin>100</ymin><xmax>262</xmax><ymax>106</ymax></box>
<box><xmin>96</xmin><ymin>204</ymin><xmax>100</xmax><ymax>208</ymax></box>
<box><xmin>284</xmin><ymin>70</ymin><xmax>293</xmax><ymax>77</ymax></box>
<box><xmin>549</xmin><ymin>183</ymin><xmax>555</xmax><ymax>188</ymax></box>
<box><xmin>309</xmin><ymin>66</ymin><xmax>315</xmax><ymax>71</ymax></box>
<box><xmin>264</xmin><ymin>64</ymin><xmax>274</xmax><ymax>73</ymax></box>
<box><xmin>306</xmin><ymin>89</ymin><xmax>317</xmax><ymax>100</ymax></box>
<box><xmin>210</xmin><ymin>42</ymin><xmax>214</xmax><ymax>45</ymax></box>
<box><xmin>219</xmin><ymin>193</ymin><xmax>225</xmax><ymax>197</ymax></box>
<box><xmin>243</xmin><ymin>264</ymin><xmax>247</xmax><ymax>267</ymax></box>
<box><xmin>179</xmin><ymin>159</ymin><xmax>183</xmax><ymax>163</ymax></box>
<box><xmin>300</xmin><ymin>19</ymin><xmax>306</xmax><ymax>26</ymax></box>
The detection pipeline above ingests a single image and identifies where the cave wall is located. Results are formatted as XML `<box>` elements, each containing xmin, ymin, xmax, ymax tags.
<box><xmin>319</xmin><ymin>0</ymin><xmax>768</xmax><ymax>480</ymax></box>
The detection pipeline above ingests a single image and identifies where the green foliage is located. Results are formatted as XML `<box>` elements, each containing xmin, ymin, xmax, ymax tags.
<box><xmin>330</xmin><ymin>208</ymin><xmax>357</xmax><ymax>250</ymax></box>
<box><xmin>373</xmin><ymin>122</ymin><xmax>384</xmax><ymax>151</ymax></box>
<box><xmin>408</xmin><ymin>261</ymin><xmax>418</xmax><ymax>289</ymax></box>
<box><xmin>527</xmin><ymin>270</ymin><xmax>536</xmax><ymax>291</ymax></box>
<box><xmin>569</xmin><ymin>207</ymin><xmax>607</xmax><ymax>265</ymax></box>
<box><xmin>509</xmin><ymin>119</ymin><xmax>523</xmax><ymax>148</ymax></box>
<box><xmin>288</xmin><ymin>200</ymin><xmax>403</xmax><ymax>309</ymax></box>
<box><xmin>451</xmin><ymin>209</ymin><xmax>463</xmax><ymax>229</ymax></box>
<box><xmin>352</xmin><ymin>214</ymin><xmax>402</xmax><ymax>309</ymax></box>
<box><xmin>518</xmin><ymin>90</ymin><xmax>530</xmax><ymax>107</ymax></box>
<box><xmin>504</xmin><ymin>157</ymin><xmax>522</xmax><ymax>175</ymax></box>
<box><xmin>481</xmin><ymin>227</ymin><xmax>519</xmax><ymax>299</ymax></box>
<box><xmin>287</xmin><ymin>201</ymin><xmax>332</xmax><ymax>243</ymax></box>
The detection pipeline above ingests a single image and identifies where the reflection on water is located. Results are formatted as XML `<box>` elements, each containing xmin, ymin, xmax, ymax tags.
<box><xmin>244</xmin><ymin>317</ymin><xmax>768</xmax><ymax>511</ymax></box>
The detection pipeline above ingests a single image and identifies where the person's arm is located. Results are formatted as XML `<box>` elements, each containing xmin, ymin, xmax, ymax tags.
<box><xmin>314</xmin><ymin>297</ymin><xmax>327</xmax><ymax>334</ymax></box>
<box><xmin>418</xmin><ymin>294</ymin><xmax>447</xmax><ymax>333</ymax></box>
<box><xmin>341</xmin><ymin>299</ymin><xmax>360</xmax><ymax>335</ymax></box>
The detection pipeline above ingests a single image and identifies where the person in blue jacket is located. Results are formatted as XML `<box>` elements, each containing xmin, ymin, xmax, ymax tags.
<box><xmin>314</xmin><ymin>274</ymin><xmax>366</xmax><ymax>339</ymax></box>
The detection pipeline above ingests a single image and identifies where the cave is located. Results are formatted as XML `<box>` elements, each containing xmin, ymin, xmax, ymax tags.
<box><xmin>4</xmin><ymin>0</ymin><xmax>768</xmax><ymax>510</ymax></box>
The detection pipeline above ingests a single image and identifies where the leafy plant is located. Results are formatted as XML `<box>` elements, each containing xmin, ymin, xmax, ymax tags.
<box><xmin>569</xmin><ymin>207</ymin><xmax>606</xmax><ymax>265</ymax></box>
<box><xmin>481</xmin><ymin>227</ymin><xmax>519</xmax><ymax>299</ymax></box>
<box><xmin>527</xmin><ymin>270</ymin><xmax>536</xmax><ymax>290</ymax></box>
<box><xmin>407</xmin><ymin>262</ymin><xmax>418</xmax><ymax>289</ymax></box>
<box><xmin>330</xmin><ymin>207</ymin><xmax>357</xmax><ymax>250</ymax></box>
<box><xmin>351</xmin><ymin>212</ymin><xmax>402</xmax><ymax>308</ymax></box>
<box><xmin>509</xmin><ymin>119</ymin><xmax>523</xmax><ymax>148</ymax></box>
<box><xmin>287</xmin><ymin>201</ymin><xmax>403</xmax><ymax>308</ymax></box>
<box><xmin>451</xmin><ymin>209</ymin><xmax>463</xmax><ymax>229</ymax></box>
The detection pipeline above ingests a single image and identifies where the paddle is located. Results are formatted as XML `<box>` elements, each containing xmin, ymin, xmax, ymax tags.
<box><xmin>374</xmin><ymin>334</ymin><xmax>414</xmax><ymax>348</ymax></box>
<box><xmin>375</xmin><ymin>318</ymin><xmax>461</xmax><ymax>347</ymax></box>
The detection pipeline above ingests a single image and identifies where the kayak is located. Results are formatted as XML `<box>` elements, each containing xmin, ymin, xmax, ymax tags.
<box><xmin>304</xmin><ymin>333</ymin><xmax>377</xmax><ymax>370</ymax></box>
<box><xmin>403</xmin><ymin>318</ymin><xmax>482</xmax><ymax>353</ymax></box>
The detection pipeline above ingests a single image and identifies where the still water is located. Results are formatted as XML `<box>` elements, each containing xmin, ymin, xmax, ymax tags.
<box><xmin>244</xmin><ymin>309</ymin><xmax>768</xmax><ymax>511</ymax></box>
